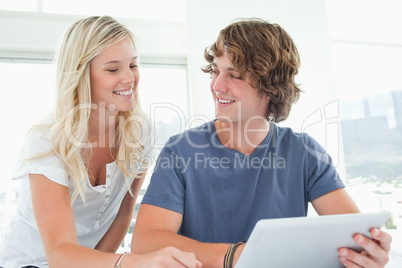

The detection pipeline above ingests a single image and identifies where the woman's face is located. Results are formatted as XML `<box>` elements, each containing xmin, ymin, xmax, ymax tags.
<box><xmin>90</xmin><ymin>36</ymin><xmax>139</xmax><ymax>114</ymax></box>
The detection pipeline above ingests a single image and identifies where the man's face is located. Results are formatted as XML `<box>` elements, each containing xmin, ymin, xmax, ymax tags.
<box><xmin>210</xmin><ymin>51</ymin><xmax>270</xmax><ymax>125</ymax></box>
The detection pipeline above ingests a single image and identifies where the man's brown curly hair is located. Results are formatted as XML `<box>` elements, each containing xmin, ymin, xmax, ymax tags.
<box><xmin>202</xmin><ymin>18</ymin><xmax>301</xmax><ymax>122</ymax></box>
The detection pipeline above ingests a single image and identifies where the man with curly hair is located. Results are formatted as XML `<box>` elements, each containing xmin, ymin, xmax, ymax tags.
<box><xmin>131</xmin><ymin>18</ymin><xmax>391</xmax><ymax>268</ymax></box>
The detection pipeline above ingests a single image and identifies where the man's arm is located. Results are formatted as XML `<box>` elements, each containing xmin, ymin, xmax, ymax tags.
<box><xmin>312</xmin><ymin>188</ymin><xmax>391</xmax><ymax>268</ymax></box>
<box><xmin>311</xmin><ymin>187</ymin><xmax>360</xmax><ymax>215</ymax></box>
<box><xmin>132</xmin><ymin>204</ymin><xmax>233</xmax><ymax>268</ymax></box>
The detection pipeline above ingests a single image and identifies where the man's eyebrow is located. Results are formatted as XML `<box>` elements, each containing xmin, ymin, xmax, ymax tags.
<box><xmin>211</xmin><ymin>62</ymin><xmax>236</xmax><ymax>71</ymax></box>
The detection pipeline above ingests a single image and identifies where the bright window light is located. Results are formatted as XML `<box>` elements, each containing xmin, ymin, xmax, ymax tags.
<box><xmin>326</xmin><ymin>0</ymin><xmax>402</xmax><ymax>44</ymax></box>
<box><xmin>0</xmin><ymin>0</ymin><xmax>37</xmax><ymax>12</ymax></box>
<box><xmin>326</xmin><ymin>0</ymin><xmax>402</xmax><ymax>227</ymax></box>
<box><xmin>0</xmin><ymin>62</ymin><xmax>56</xmax><ymax>192</ymax></box>
<box><xmin>42</xmin><ymin>0</ymin><xmax>186</xmax><ymax>21</ymax></box>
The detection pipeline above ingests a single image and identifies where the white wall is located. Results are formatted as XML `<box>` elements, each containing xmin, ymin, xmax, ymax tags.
<box><xmin>0</xmin><ymin>10</ymin><xmax>187</xmax><ymax>64</ymax></box>
<box><xmin>184</xmin><ymin>0</ymin><xmax>344</xmax><ymax>171</ymax></box>
<box><xmin>185</xmin><ymin>0</ymin><xmax>334</xmax><ymax>125</ymax></box>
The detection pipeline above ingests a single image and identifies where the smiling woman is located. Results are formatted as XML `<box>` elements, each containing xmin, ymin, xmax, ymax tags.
<box><xmin>0</xmin><ymin>62</ymin><xmax>189</xmax><ymax>255</ymax></box>
<box><xmin>0</xmin><ymin>15</ymin><xmax>200</xmax><ymax>268</ymax></box>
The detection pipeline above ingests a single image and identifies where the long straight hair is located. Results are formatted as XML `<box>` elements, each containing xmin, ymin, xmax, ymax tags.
<box><xmin>27</xmin><ymin>16</ymin><xmax>148</xmax><ymax>203</ymax></box>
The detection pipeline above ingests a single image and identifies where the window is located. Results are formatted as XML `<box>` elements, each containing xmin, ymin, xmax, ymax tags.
<box><xmin>326</xmin><ymin>0</ymin><xmax>402</xmax><ymax>238</ymax></box>
<box><xmin>139</xmin><ymin>65</ymin><xmax>189</xmax><ymax>149</ymax></box>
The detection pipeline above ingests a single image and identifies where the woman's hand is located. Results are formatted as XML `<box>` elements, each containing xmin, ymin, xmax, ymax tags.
<box><xmin>338</xmin><ymin>228</ymin><xmax>392</xmax><ymax>267</ymax></box>
<box><xmin>126</xmin><ymin>247</ymin><xmax>202</xmax><ymax>268</ymax></box>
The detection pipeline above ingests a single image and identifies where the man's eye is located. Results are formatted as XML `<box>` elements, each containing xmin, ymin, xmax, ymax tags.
<box><xmin>210</xmin><ymin>70</ymin><xmax>218</xmax><ymax>78</ymax></box>
<box><xmin>108</xmin><ymin>69</ymin><xmax>118</xmax><ymax>73</ymax></box>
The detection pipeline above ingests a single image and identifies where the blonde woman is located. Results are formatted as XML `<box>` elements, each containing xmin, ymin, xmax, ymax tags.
<box><xmin>0</xmin><ymin>16</ymin><xmax>201</xmax><ymax>268</ymax></box>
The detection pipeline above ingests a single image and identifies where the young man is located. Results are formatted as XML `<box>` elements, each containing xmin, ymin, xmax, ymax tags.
<box><xmin>131</xmin><ymin>18</ymin><xmax>391</xmax><ymax>268</ymax></box>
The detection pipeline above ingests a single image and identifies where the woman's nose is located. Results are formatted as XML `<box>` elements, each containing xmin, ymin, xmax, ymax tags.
<box><xmin>122</xmin><ymin>68</ymin><xmax>135</xmax><ymax>85</ymax></box>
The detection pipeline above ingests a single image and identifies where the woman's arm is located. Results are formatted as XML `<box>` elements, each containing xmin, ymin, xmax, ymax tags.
<box><xmin>96</xmin><ymin>171</ymin><xmax>146</xmax><ymax>252</ymax></box>
<box><xmin>132</xmin><ymin>204</ymin><xmax>230</xmax><ymax>268</ymax></box>
<box><xmin>30</xmin><ymin>173</ymin><xmax>201</xmax><ymax>268</ymax></box>
<box><xmin>29</xmin><ymin>174</ymin><xmax>120</xmax><ymax>267</ymax></box>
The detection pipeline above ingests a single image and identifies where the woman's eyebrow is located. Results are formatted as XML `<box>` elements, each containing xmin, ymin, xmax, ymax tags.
<box><xmin>104</xmin><ymin>56</ymin><xmax>138</xmax><ymax>65</ymax></box>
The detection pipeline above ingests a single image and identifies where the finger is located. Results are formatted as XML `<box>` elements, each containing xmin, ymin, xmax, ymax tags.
<box><xmin>148</xmin><ymin>249</ymin><xmax>187</xmax><ymax>268</ymax></box>
<box><xmin>173</xmin><ymin>252</ymin><xmax>202</xmax><ymax>268</ymax></box>
<box><xmin>338</xmin><ymin>247</ymin><xmax>376</xmax><ymax>268</ymax></box>
<box><xmin>169</xmin><ymin>247</ymin><xmax>202</xmax><ymax>268</ymax></box>
<box><xmin>354</xmin><ymin>233</ymin><xmax>389</xmax><ymax>265</ymax></box>
<box><xmin>360</xmin><ymin>250</ymin><xmax>369</xmax><ymax>257</ymax></box>
<box><xmin>165</xmin><ymin>257</ymin><xmax>187</xmax><ymax>268</ymax></box>
<box><xmin>370</xmin><ymin>228</ymin><xmax>392</xmax><ymax>252</ymax></box>
<box><xmin>338</xmin><ymin>251</ymin><xmax>364</xmax><ymax>268</ymax></box>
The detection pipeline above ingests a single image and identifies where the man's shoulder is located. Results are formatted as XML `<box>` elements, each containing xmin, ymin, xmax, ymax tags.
<box><xmin>274</xmin><ymin>123</ymin><xmax>305</xmax><ymax>139</ymax></box>
<box><xmin>273</xmin><ymin>123</ymin><xmax>317</xmax><ymax>148</ymax></box>
<box><xmin>273</xmin><ymin>123</ymin><xmax>328</xmax><ymax>161</ymax></box>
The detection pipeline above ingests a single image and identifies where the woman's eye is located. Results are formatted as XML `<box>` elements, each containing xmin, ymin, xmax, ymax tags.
<box><xmin>130</xmin><ymin>65</ymin><xmax>138</xmax><ymax>69</ymax></box>
<box><xmin>108</xmin><ymin>69</ymin><xmax>118</xmax><ymax>73</ymax></box>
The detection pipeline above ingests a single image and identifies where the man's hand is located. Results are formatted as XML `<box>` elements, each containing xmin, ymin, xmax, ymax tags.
<box><xmin>338</xmin><ymin>228</ymin><xmax>392</xmax><ymax>267</ymax></box>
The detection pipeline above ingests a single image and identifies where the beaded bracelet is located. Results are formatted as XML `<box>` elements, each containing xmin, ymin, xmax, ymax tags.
<box><xmin>223</xmin><ymin>241</ymin><xmax>245</xmax><ymax>268</ymax></box>
<box><xmin>114</xmin><ymin>252</ymin><xmax>130</xmax><ymax>268</ymax></box>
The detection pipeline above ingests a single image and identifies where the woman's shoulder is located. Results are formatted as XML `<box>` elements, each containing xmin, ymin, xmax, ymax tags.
<box><xmin>23</xmin><ymin>124</ymin><xmax>53</xmax><ymax>157</ymax></box>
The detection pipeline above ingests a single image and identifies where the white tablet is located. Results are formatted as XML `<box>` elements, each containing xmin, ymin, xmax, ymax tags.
<box><xmin>235</xmin><ymin>212</ymin><xmax>391</xmax><ymax>268</ymax></box>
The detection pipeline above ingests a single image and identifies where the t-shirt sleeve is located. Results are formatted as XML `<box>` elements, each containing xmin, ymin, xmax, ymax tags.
<box><xmin>141</xmin><ymin>140</ymin><xmax>185</xmax><ymax>215</ymax></box>
<box><xmin>304</xmin><ymin>135</ymin><xmax>345</xmax><ymax>202</ymax></box>
<box><xmin>12</xmin><ymin>128</ymin><xmax>69</xmax><ymax>187</ymax></box>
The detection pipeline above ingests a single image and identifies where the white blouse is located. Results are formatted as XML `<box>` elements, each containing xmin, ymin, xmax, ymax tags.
<box><xmin>0</xmin><ymin>125</ymin><xmax>152</xmax><ymax>268</ymax></box>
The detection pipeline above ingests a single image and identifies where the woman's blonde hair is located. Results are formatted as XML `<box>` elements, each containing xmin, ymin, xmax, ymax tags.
<box><xmin>29</xmin><ymin>16</ymin><xmax>148</xmax><ymax>203</ymax></box>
